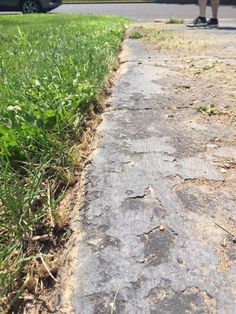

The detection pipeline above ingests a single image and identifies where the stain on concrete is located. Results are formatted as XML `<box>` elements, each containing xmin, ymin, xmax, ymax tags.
<box><xmin>139</xmin><ymin>228</ymin><xmax>176</xmax><ymax>267</ymax></box>
<box><xmin>87</xmin><ymin>234</ymin><xmax>121</xmax><ymax>252</ymax></box>
<box><xmin>129</xmin><ymin>276</ymin><xmax>146</xmax><ymax>290</ymax></box>
<box><xmin>175</xmin><ymin>183</ymin><xmax>236</xmax><ymax>217</ymax></box>
<box><xmin>146</xmin><ymin>281</ymin><xmax>217</xmax><ymax>314</ymax></box>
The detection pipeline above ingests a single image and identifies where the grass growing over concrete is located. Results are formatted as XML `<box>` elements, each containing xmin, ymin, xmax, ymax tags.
<box><xmin>0</xmin><ymin>14</ymin><xmax>127</xmax><ymax>312</ymax></box>
<box><xmin>140</xmin><ymin>22</ymin><xmax>236</xmax><ymax>122</ymax></box>
<box><xmin>139</xmin><ymin>22</ymin><xmax>236</xmax><ymax>57</ymax></box>
<box><xmin>166</xmin><ymin>17</ymin><xmax>184</xmax><ymax>24</ymax></box>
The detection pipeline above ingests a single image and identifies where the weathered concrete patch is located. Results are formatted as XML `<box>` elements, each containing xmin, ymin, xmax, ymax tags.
<box><xmin>174</xmin><ymin>182</ymin><xmax>236</xmax><ymax>217</ymax></box>
<box><xmin>212</xmin><ymin>146</ymin><xmax>236</xmax><ymax>163</ymax></box>
<box><xmin>146</xmin><ymin>281</ymin><xmax>217</xmax><ymax>314</ymax></box>
<box><xmin>139</xmin><ymin>228</ymin><xmax>176</xmax><ymax>267</ymax></box>
<box><xmin>177</xmin><ymin>157</ymin><xmax>223</xmax><ymax>181</ymax></box>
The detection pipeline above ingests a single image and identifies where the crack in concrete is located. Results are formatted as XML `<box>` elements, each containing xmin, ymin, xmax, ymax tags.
<box><xmin>110</xmin><ymin>107</ymin><xmax>159</xmax><ymax>112</ymax></box>
<box><xmin>126</xmin><ymin>185</ymin><xmax>156</xmax><ymax>200</ymax></box>
<box><xmin>137</xmin><ymin>226</ymin><xmax>159</xmax><ymax>237</ymax></box>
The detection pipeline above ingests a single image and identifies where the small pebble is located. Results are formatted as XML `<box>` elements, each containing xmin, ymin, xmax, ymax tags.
<box><xmin>177</xmin><ymin>257</ymin><xmax>184</xmax><ymax>264</ymax></box>
<box><xmin>220</xmin><ymin>168</ymin><xmax>227</xmax><ymax>173</ymax></box>
<box><xmin>159</xmin><ymin>225</ymin><xmax>165</xmax><ymax>232</ymax></box>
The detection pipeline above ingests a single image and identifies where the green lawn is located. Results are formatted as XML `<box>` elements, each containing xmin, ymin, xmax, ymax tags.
<box><xmin>0</xmin><ymin>14</ymin><xmax>127</xmax><ymax>312</ymax></box>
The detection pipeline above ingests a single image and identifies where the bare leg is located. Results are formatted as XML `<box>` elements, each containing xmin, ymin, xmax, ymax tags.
<box><xmin>198</xmin><ymin>0</ymin><xmax>207</xmax><ymax>17</ymax></box>
<box><xmin>210</xmin><ymin>0</ymin><xmax>220</xmax><ymax>18</ymax></box>
<box><xmin>186</xmin><ymin>0</ymin><xmax>208</xmax><ymax>26</ymax></box>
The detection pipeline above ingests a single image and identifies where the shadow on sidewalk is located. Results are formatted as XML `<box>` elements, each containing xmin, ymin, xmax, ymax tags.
<box><xmin>218</xmin><ymin>26</ymin><xmax>236</xmax><ymax>30</ymax></box>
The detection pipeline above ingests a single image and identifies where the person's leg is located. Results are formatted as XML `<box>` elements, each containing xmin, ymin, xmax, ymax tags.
<box><xmin>210</xmin><ymin>0</ymin><xmax>220</xmax><ymax>18</ymax></box>
<box><xmin>186</xmin><ymin>0</ymin><xmax>207</xmax><ymax>27</ymax></box>
<box><xmin>207</xmin><ymin>0</ymin><xmax>219</xmax><ymax>27</ymax></box>
<box><xmin>199</xmin><ymin>0</ymin><xmax>207</xmax><ymax>17</ymax></box>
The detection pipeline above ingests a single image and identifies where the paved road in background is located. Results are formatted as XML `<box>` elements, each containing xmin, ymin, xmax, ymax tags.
<box><xmin>54</xmin><ymin>3</ymin><xmax>236</xmax><ymax>20</ymax></box>
<box><xmin>1</xmin><ymin>3</ymin><xmax>235</xmax><ymax>19</ymax></box>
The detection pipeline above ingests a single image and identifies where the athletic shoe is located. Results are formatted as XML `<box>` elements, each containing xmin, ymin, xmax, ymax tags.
<box><xmin>186</xmin><ymin>16</ymin><xmax>207</xmax><ymax>27</ymax></box>
<box><xmin>207</xmin><ymin>18</ymin><xmax>219</xmax><ymax>28</ymax></box>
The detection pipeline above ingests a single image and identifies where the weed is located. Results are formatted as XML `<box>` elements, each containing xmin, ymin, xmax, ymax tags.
<box><xmin>197</xmin><ymin>104</ymin><xmax>216</xmax><ymax>116</ymax></box>
<box><xmin>166</xmin><ymin>18</ymin><xmax>184</xmax><ymax>24</ymax></box>
<box><xmin>202</xmin><ymin>62</ymin><xmax>217</xmax><ymax>70</ymax></box>
<box><xmin>110</xmin><ymin>281</ymin><xmax>122</xmax><ymax>314</ymax></box>
<box><xmin>129</xmin><ymin>31</ymin><xmax>143</xmax><ymax>39</ymax></box>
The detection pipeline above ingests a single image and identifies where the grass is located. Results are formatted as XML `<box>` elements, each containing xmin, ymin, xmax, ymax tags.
<box><xmin>197</xmin><ymin>104</ymin><xmax>216</xmax><ymax>116</ymax></box>
<box><xmin>0</xmin><ymin>14</ymin><xmax>127</xmax><ymax>312</ymax></box>
<box><xmin>141</xmin><ymin>22</ymin><xmax>236</xmax><ymax>124</ymax></box>
<box><xmin>129</xmin><ymin>30</ymin><xmax>143</xmax><ymax>39</ymax></box>
<box><xmin>140</xmin><ymin>23</ymin><xmax>236</xmax><ymax>57</ymax></box>
<box><xmin>166</xmin><ymin>17</ymin><xmax>184</xmax><ymax>24</ymax></box>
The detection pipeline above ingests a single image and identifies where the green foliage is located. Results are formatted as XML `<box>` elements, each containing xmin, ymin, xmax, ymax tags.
<box><xmin>0</xmin><ymin>14</ymin><xmax>127</xmax><ymax>311</ymax></box>
<box><xmin>197</xmin><ymin>104</ymin><xmax>216</xmax><ymax>116</ymax></box>
<box><xmin>166</xmin><ymin>18</ymin><xmax>184</xmax><ymax>24</ymax></box>
<box><xmin>129</xmin><ymin>31</ymin><xmax>143</xmax><ymax>39</ymax></box>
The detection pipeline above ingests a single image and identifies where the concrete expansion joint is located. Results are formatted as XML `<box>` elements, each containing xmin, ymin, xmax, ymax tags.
<box><xmin>111</xmin><ymin>107</ymin><xmax>160</xmax><ymax>112</ymax></box>
<box><xmin>120</xmin><ymin>59</ymin><xmax>141</xmax><ymax>65</ymax></box>
<box><xmin>120</xmin><ymin>59</ymin><xmax>165</xmax><ymax>65</ymax></box>
<box><xmin>183</xmin><ymin>177</ymin><xmax>225</xmax><ymax>183</ymax></box>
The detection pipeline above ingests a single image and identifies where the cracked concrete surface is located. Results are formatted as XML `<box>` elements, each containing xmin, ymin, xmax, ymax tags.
<box><xmin>60</xmin><ymin>31</ymin><xmax>236</xmax><ymax>314</ymax></box>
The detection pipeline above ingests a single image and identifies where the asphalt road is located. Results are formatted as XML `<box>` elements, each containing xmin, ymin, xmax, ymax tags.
<box><xmin>1</xmin><ymin>3</ymin><xmax>235</xmax><ymax>19</ymax></box>
<box><xmin>53</xmin><ymin>3</ymin><xmax>236</xmax><ymax>20</ymax></box>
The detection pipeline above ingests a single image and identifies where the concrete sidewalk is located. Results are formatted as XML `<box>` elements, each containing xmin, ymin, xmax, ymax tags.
<box><xmin>59</xmin><ymin>22</ymin><xmax>236</xmax><ymax>313</ymax></box>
